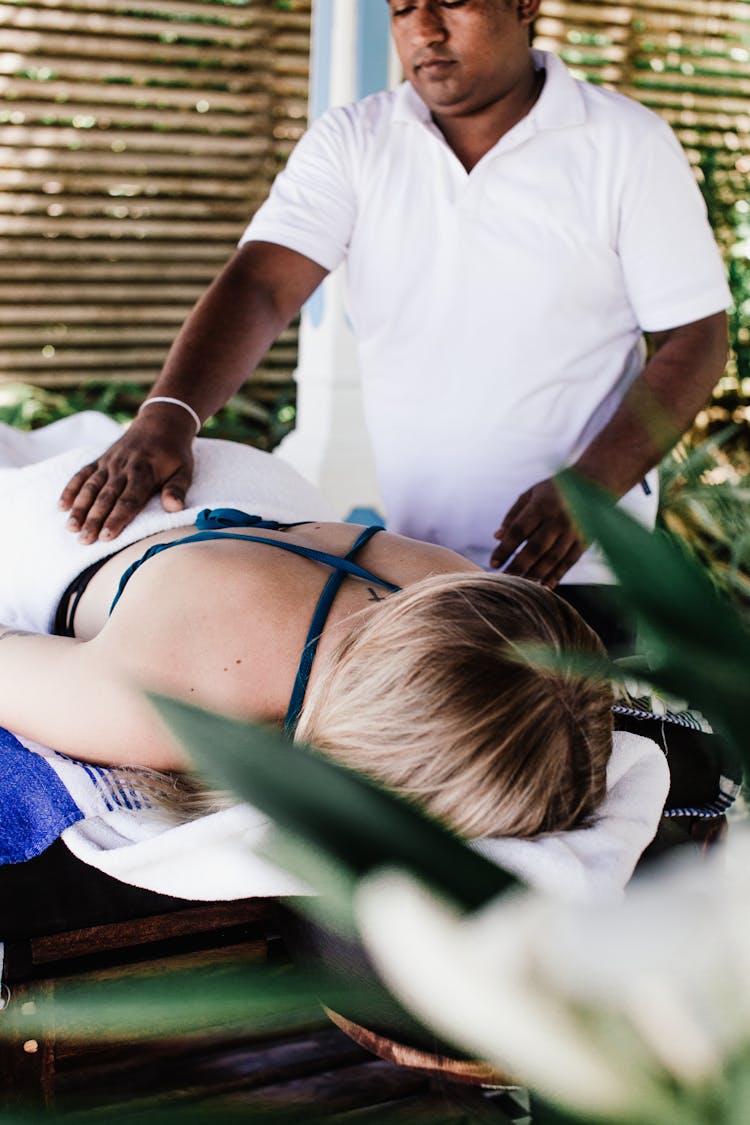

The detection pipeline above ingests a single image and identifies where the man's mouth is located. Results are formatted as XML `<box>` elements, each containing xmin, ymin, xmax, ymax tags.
<box><xmin>415</xmin><ymin>56</ymin><xmax>456</xmax><ymax>74</ymax></box>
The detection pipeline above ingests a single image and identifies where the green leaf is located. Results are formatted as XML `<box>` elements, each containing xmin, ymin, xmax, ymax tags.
<box><xmin>259</xmin><ymin>826</ymin><xmax>361</xmax><ymax>937</ymax></box>
<box><xmin>559</xmin><ymin>471</ymin><xmax>750</xmax><ymax>765</ymax></box>
<box><xmin>149</xmin><ymin>695</ymin><xmax>517</xmax><ymax>914</ymax></box>
<box><xmin>0</xmin><ymin>958</ymin><xmax>418</xmax><ymax>1055</ymax></box>
<box><xmin>518</xmin><ymin>642</ymin><xmax>629</xmax><ymax>686</ymax></box>
<box><xmin>660</xmin><ymin>424</ymin><xmax>740</xmax><ymax>491</ymax></box>
<box><xmin>0</xmin><ymin>963</ymin><xmax>326</xmax><ymax>1042</ymax></box>
<box><xmin>560</xmin><ymin>471</ymin><xmax>750</xmax><ymax>657</ymax></box>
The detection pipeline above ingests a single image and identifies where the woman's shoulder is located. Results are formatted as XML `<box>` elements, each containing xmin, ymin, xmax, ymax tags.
<box><xmin>360</xmin><ymin>528</ymin><xmax>482</xmax><ymax>590</ymax></box>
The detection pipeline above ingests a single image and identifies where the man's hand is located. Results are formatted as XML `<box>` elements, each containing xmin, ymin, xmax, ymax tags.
<box><xmin>489</xmin><ymin>314</ymin><xmax>728</xmax><ymax>583</ymax></box>
<box><xmin>490</xmin><ymin>477</ymin><xmax>587</xmax><ymax>586</ymax></box>
<box><xmin>59</xmin><ymin>410</ymin><xmax>194</xmax><ymax>543</ymax></box>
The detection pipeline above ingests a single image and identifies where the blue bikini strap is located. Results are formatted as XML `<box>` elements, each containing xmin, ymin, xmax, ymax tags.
<box><xmin>107</xmin><ymin>510</ymin><xmax>398</xmax><ymax>736</ymax></box>
<box><xmin>109</xmin><ymin>516</ymin><xmax>397</xmax><ymax>616</ymax></box>
<box><xmin>284</xmin><ymin>523</ymin><xmax>396</xmax><ymax>735</ymax></box>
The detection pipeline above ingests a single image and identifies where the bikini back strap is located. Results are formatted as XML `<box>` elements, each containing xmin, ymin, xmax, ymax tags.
<box><xmin>109</xmin><ymin>526</ymin><xmax>398</xmax><ymax>615</ymax></box>
<box><xmin>284</xmin><ymin>523</ymin><xmax>397</xmax><ymax>735</ymax></box>
<box><xmin>106</xmin><ymin>516</ymin><xmax>398</xmax><ymax>735</ymax></box>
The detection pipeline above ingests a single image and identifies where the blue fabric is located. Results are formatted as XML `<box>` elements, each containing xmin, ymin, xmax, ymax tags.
<box><xmin>344</xmin><ymin>506</ymin><xmax>385</xmax><ymax>527</ymax></box>
<box><xmin>0</xmin><ymin>727</ymin><xmax>82</xmax><ymax>864</ymax></box>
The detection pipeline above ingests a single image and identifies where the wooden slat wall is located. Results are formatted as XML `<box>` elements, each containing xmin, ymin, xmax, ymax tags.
<box><xmin>534</xmin><ymin>0</ymin><xmax>750</xmax><ymax>387</ymax></box>
<box><xmin>0</xmin><ymin>0</ymin><xmax>311</xmax><ymax>387</ymax></box>
<box><xmin>535</xmin><ymin>1</ymin><xmax>750</xmax><ymax>182</ymax></box>
<box><xmin>3</xmin><ymin>2</ymin><xmax>746</xmax><ymax>392</ymax></box>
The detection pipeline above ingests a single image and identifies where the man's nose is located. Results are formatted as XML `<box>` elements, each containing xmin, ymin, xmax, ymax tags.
<box><xmin>412</xmin><ymin>4</ymin><xmax>449</xmax><ymax>46</ymax></box>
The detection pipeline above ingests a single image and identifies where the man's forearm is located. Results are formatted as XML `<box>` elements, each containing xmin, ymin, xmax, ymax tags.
<box><xmin>491</xmin><ymin>311</ymin><xmax>727</xmax><ymax>582</ymax></box>
<box><xmin>59</xmin><ymin>241</ymin><xmax>329</xmax><ymax>543</ymax></box>
<box><xmin>573</xmin><ymin>311</ymin><xmax>728</xmax><ymax>497</ymax></box>
<box><xmin>146</xmin><ymin>241</ymin><xmax>329</xmax><ymax>423</ymax></box>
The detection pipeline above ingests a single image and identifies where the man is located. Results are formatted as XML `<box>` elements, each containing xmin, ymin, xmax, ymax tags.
<box><xmin>60</xmin><ymin>0</ymin><xmax>730</xmax><ymax>639</ymax></box>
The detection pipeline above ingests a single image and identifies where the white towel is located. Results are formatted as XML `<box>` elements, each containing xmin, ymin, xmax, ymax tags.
<box><xmin>0</xmin><ymin>412</ymin><xmax>336</xmax><ymax>634</ymax></box>
<box><xmin>16</xmin><ymin>735</ymin><xmax>308</xmax><ymax>899</ymax></box>
<box><xmin>473</xmin><ymin>729</ymin><xmax>671</xmax><ymax>901</ymax></box>
<box><xmin>53</xmin><ymin>729</ymin><xmax>668</xmax><ymax>903</ymax></box>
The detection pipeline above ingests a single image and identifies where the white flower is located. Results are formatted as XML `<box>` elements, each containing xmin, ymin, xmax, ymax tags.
<box><xmin>619</xmin><ymin>678</ymin><xmax>691</xmax><ymax>719</ymax></box>
<box><xmin>356</xmin><ymin>828</ymin><xmax>750</xmax><ymax>1124</ymax></box>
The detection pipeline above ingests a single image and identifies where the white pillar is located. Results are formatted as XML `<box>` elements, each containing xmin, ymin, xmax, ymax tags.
<box><xmin>275</xmin><ymin>0</ymin><xmax>398</xmax><ymax>521</ymax></box>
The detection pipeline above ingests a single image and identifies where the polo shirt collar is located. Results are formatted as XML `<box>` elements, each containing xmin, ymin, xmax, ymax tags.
<box><xmin>391</xmin><ymin>49</ymin><xmax>586</xmax><ymax>133</ymax></box>
<box><xmin>529</xmin><ymin>49</ymin><xmax>586</xmax><ymax>130</ymax></box>
<box><xmin>392</xmin><ymin>79</ymin><xmax>433</xmax><ymax>126</ymax></box>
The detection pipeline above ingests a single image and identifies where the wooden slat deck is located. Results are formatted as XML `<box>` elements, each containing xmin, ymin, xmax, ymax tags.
<box><xmin>0</xmin><ymin>899</ymin><xmax>528</xmax><ymax>1122</ymax></box>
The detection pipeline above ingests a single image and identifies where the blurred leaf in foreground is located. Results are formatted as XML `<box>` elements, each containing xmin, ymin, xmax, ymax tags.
<box><xmin>559</xmin><ymin>470</ymin><xmax>750</xmax><ymax>769</ymax></box>
<box><xmin>149</xmin><ymin>694</ymin><xmax>518</xmax><ymax>916</ymax></box>
<box><xmin>0</xmin><ymin>962</ymin><xmax>333</xmax><ymax>1042</ymax></box>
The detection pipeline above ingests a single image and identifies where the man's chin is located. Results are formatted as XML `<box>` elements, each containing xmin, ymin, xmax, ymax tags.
<box><xmin>411</xmin><ymin>81</ymin><xmax>469</xmax><ymax>114</ymax></box>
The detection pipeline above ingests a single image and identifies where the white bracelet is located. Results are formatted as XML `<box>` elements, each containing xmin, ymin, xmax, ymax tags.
<box><xmin>138</xmin><ymin>396</ymin><xmax>202</xmax><ymax>436</ymax></box>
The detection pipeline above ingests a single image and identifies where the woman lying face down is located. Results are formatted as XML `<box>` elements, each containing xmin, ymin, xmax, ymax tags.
<box><xmin>0</xmin><ymin>431</ymin><xmax>612</xmax><ymax>841</ymax></box>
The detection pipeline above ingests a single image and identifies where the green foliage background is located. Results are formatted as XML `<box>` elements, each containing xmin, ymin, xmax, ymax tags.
<box><xmin>0</xmin><ymin>380</ymin><xmax>297</xmax><ymax>450</ymax></box>
<box><xmin>698</xmin><ymin>153</ymin><xmax>750</xmax><ymax>458</ymax></box>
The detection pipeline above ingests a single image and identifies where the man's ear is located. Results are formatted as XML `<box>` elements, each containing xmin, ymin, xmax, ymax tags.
<box><xmin>516</xmin><ymin>0</ymin><xmax>542</xmax><ymax>25</ymax></box>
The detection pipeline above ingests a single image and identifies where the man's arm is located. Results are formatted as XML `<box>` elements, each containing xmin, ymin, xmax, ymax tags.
<box><xmin>59</xmin><ymin>241</ymin><xmax>329</xmax><ymax>543</ymax></box>
<box><xmin>490</xmin><ymin>310</ymin><xmax>729</xmax><ymax>585</ymax></box>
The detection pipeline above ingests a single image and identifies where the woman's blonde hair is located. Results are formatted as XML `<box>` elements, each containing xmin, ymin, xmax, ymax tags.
<box><xmin>294</xmin><ymin>572</ymin><xmax>613</xmax><ymax>840</ymax></box>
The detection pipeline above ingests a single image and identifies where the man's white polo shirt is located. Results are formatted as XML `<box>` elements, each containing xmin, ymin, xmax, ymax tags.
<box><xmin>242</xmin><ymin>50</ymin><xmax>730</xmax><ymax>581</ymax></box>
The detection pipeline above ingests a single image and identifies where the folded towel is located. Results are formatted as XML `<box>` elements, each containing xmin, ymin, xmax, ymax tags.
<box><xmin>0</xmin><ymin>412</ymin><xmax>336</xmax><ymax>634</ymax></box>
<box><xmin>0</xmin><ymin>729</ymin><xmax>82</xmax><ymax>864</ymax></box>
<box><xmin>3</xmin><ymin>728</ymin><xmax>669</xmax><ymax>903</ymax></box>
<box><xmin>4</xmin><ymin>730</ymin><xmax>307</xmax><ymax>898</ymax></box>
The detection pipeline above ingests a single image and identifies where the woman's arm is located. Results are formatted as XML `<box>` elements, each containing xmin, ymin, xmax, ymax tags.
<box><xmin>0</xmin><ymin>542</ymin><xmax>284</xmax><ymax>767</ymax></box>
<box><xmin>0</xmin><ymin>624</ymin><xmax>188</xmax><ymax>770</ymax></box>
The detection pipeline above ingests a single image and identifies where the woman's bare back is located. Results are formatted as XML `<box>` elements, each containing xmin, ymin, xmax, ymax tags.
<box><xmin>70</xmin><ymin>518</ymin><xmax>479</xmax><ymax>733</ymax></box>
